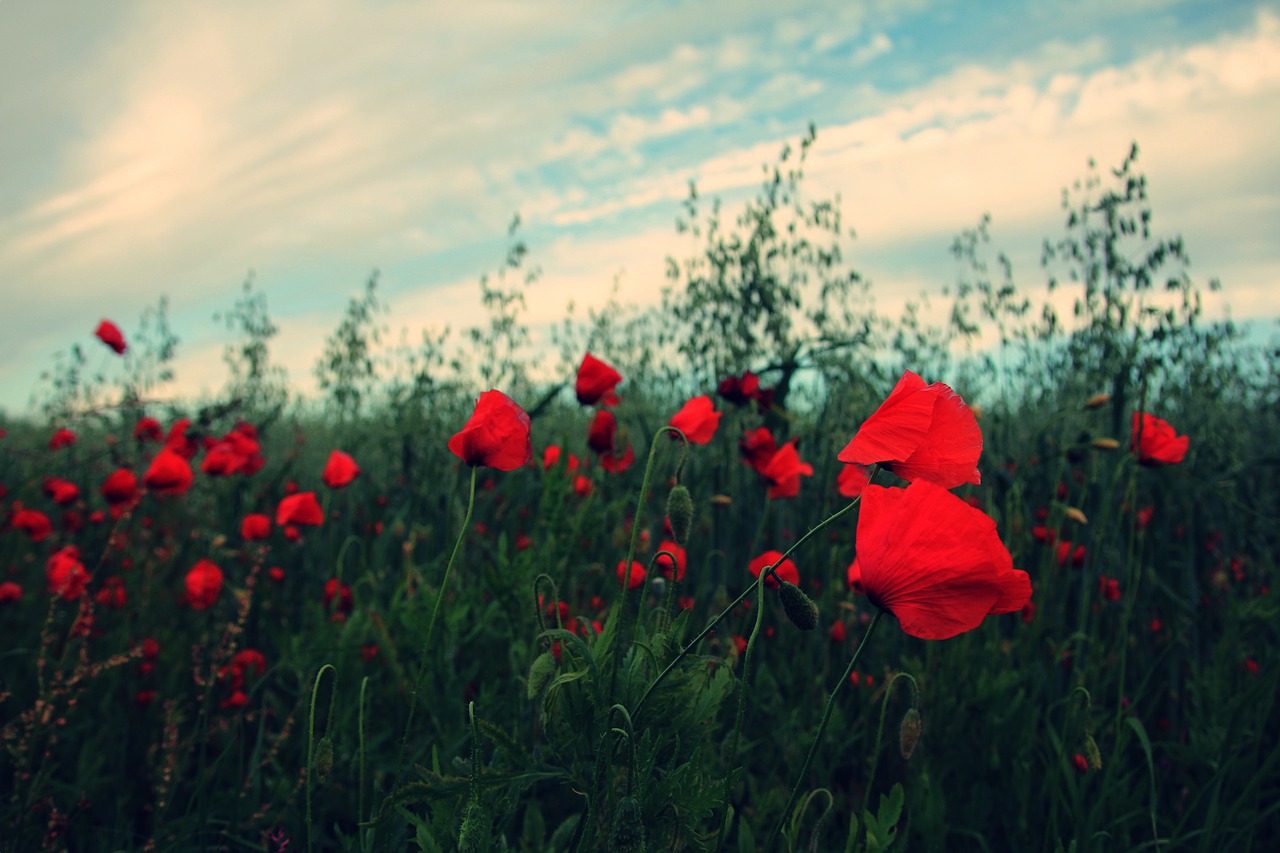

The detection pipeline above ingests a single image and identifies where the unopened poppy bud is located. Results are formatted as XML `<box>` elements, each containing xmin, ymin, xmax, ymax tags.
<box><xmin>1084</xmin><ymin>392</ymin><xmax>1111</xmax><ymax>409</ymax></box>
<box><xmin>314</xmin><ymin>735</ymin><xmax>334</xmax><ymax>781</ymax></box>
<box><xmin>778</xmin><ymin>581</ymin><xmax>818</xmax><ymax>631</ymax></box>
<box><xmin>458</xmin><ymin>796</ymin><xmax>490</xmax><ymax>852</ymax></box>
<box><xmin>527</xmin><ymin>651</ymin><xmax>556</xmax><ymax>699</ymax></box>
<box><xmin>1064</xmin><ymin>507</ymin><xmax>1088</xmax><ymax>525</ymax></box>
<box><xmin>1091</xmin><ymin>437</ymin><xmax>1120</xmax><ymax>451</ymax></box>
<box><xmin>899</xmin><ymin>707</ymin><xmax>922</xmax><ymax>759</ymax></box>
<box><xmin>609</xmin><ymin>795</ymin><xmax>646</xmax><ymax>852</ymax></box>
<box><xmin>1084</xmin><ymin>733</ymin><xmax>1102</xmax><ymax>770</ymax></box>
<box><xmin>665</xmin><ymin>485</ymin><xmax>694</xmax><ymax>546</ymax></box>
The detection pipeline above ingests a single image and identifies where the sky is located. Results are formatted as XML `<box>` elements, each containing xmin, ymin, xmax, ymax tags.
<box><xmin>2</xmin><ymin>0</ymin><xmax>1278</xmax><ymax>416</ymax></box>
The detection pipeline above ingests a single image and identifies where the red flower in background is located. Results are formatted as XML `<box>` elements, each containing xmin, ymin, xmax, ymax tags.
<box><xmin>575</xmin><ymin>353</ymin><xmax>622</xmax><ymax>406</ymax></box>
<box><xmin>49</xmin><ymin>428</ymin><xmax>77</xmax><ymax>450</ymax></box>
<box><xmin>846</xmin><ymin>481</ymin><xmax>1030</xmax><ymax>640</ymax></box>
<box><xmin>668</xmin><ymin>395</ymin><xmax>722</xmax><ymax>445</ymax></box>
<box><xmin>164</xmin><ymin>419</ymin><xmax>199</xmax><ymax>460</ymax></box>
<box><xmin>201</xmin><ymin>442</ymin><xmax>245</xmax><ymax>477</ymax></box>
<box><xmin>322</xmin><ymin>450</ymin><xmax>360</xmax><ymax>488</ymax></box>
<box><xmin>241</xmin><ymin>513</ymin><xmax>272</xmax><ymax>541</ymax></box>
<box><xmin>95</xmin><ymin>319</ymin><xmax>127</xmax><ymax>354</ymax></box>
<box><xmin>96</xmin><ymin>576</ymin><xmax>127</xmax><ymax>609</ymax></box>
<box><xmin>13</xmin><ymin>508</ymin><xmax>53</xmax><ymax>542</ymax></box>
<box><xmin>1130</xmin><ymin>412</ymin><xmax>1189</xmax><ymax>466</ymax></box>
<box><xmin>760</xmin><ymin>441</ymin><xmax>813</xmax><ymax>499</ymax></box>
<box><xmin>837</xmin><ymin>463</ymin><xmax>871</xmax><ymax>499</ymax></box>
<box><xmin>143</xmin><ymin>448</ymin><xmax>194</xmax><ymax>496</ymax></box>
<box><xmin>740</xmin><ymin>427</ymin><xmax>778</xmax><ymax>473</ymax></box>
<box><xmin>448</xmin><ymin>389</ymin><xmax>533</xmax><ymax>472</ymax></box>
<box><xmin>276</xmin><ymin>492</ymin><xmax>323</xmax><ymax>527</ymax></box>
<box><xmin>717</xmin><ymin>370</ymin><xmax>760</xmax><ymax>407</ymax></box>
<box><xmin>748</xmin><ymin>550</ymin><xmax>799</xmax><ymax>589</ymax></box>
<box><xmin>0</xmin><ymin>581</ymin><xmax>22</xmax><ymax>604</ymax></box>
<box><xmin>44</xmin><ymin>477</ymin><xmax>81</xmax><ymax>506</ymax></box>
<box><xmin>838</xmin><ymin>371</ymin><xmax>982</xmax><ymax>489</ymax></box>
<box><xmin>101</xmin><ymin>469</ymin><xmax>140</xmax><ymax>506</ymax></box>
<box><xmin>617</xmin><ymin>560</ymin><xmax>647</xmax><ymax>590</ymax></box>
<box><xmin>654</xmin><ymin>540</ymin><xmax>688</xmax><ymax>581</ymax></box>
<box><xmin>586</xmin><ymin>409</ymin><xmax>633</xmax><ymax>472</ymax></box>
<box><xmin>543</xmin><ymin>445</ymin><xmax>580</xmax><ymax>472</ymax></box>
<box><xmin>47</xmin><ymin>546</ymin><xmax>89</xmax><ymax>600</ymax></box>
<box><xmin>323</xmin><ymin>578</ymin><xmax>354</xmax><ymax>619</ymax></box>
<box><xmin>185</xmin><ymin>559</ymin><xmax>223</xmax><ymax>610</ymax></box>
<box><xmin>134</xmin><ymin>417</ymin><xmax>163</xmax><ymax>442</ymax></box>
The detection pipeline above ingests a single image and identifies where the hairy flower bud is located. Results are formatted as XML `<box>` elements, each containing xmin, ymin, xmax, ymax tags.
<box><xmin>1084</xmin><ymin>733</ymin><xmax>1103</xmax><ymax>771</ymax></box>
<box><xmin>665</xmin><ymin>485</ymin><xmax>694</xmax><ymax>546</ymax></box>
<box><xmin>899</xmin><ymin>707</ymin><xmax>923</xmax><ymax>759</ymax></box>
<box><xmin>778</xmin><ymin>581</ymin><xmax>819</xmax><ymax>631</ymax></box>
<box><xmin>609</xmin><ymin>795</ymin><xmax>646</xmax><ymax>852</ymax></box>
<box><xmin>527</xmin><ymin>651</ymin><xmax>556</xmax><ymax>699</ymax></box>
<box><xmin>314</xmin><ymin>735</ymin><xmax>334</xmax><ymax>781</ymax></box>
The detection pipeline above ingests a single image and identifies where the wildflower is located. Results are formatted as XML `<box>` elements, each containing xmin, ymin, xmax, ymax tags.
<box><xmin>837</xmin><ymin>370</ymin><xmax>982</xmax><ymax>489</ymax></box>
<box><xmin>185</xmin><ymin>559</ymin><xmax>223</xmax><ymax>610</ymax></box>
<box><xmin>717</xmin><ymin>370</ymin><xmax>760</xmax><ymax>406</ymax></box>
<box><xmin>47</xmin><ymin>546</ymin><xmax>89</xmax><ymax>599</ymax></box>
<box><xmin>654</xmin><ymin>541</ymin><xmax>687</xmax><ymax>581</ymax></box>
<box><xmin>587</xmin><ymin>410</ymin><xmax>618</xmax><ymax>455</ymax></box>
<box><xmin>13</xmin><ymin>508</ymin><xmax>53</xmax><ymax>541</ymax></box>
<box><xmin>1098</xmin><ymin>576</ymin><xmax>1121</xmax><ymax>602</ymax></box>
<box><xmin>448</xmin><ymin>389</ymin><xmax>533</xmax><ymax>472</ymax></box>
<box><xmin>543</xmin><ymin>445</ymin><xmax>579</xmax><ymax>472</ymax></box>
<box><xmin>1131</xmin><ymin>412</ymin><xmax>1189</xmax><ymax>466</ymax></box>
<box><xmin>164</xmin><ymin>419</ymin><xmax>199</xmax><ymax>459</ymax></box>
<box><xmin>143</xmin><ymin>448</ymin><xmax>194</xmax><ymax>496</ymax></box>
<box><xmin>739</xmin><ymin>427</ymin><xmax>777</xmax><ymax>472</ymax></box>
<box><xmin>0</xmin><ymin>581</ymin><xmax>23</xmax><ymax>603</ymax></box>
<box><xmin>837</xmin><ymin>463</ymin><xmax>871</xmax><ymax>499</ymax></box>
<box><xmin>101</xmin><ymin>469</ymin><xmax>140</xmax><ymax>506</ymax></box>
<box><xmin>322</xmin><ymin>450</ymin><xmax>360</xmax><ymax>488</ymax></box>
<box><xmin>94</xmin><ymin>319</ymin><xmax>127</xmax><ymax>354</ymax></box>
<box><xmin>276</xmin><ymin>492</ymin><xmax>323</xmax><ymax>527</ymax></box>
<box><xmin>322</xmin><ymin>578</ymin><xmax>354</xmax><ymax>619</ymax></box>
<box><xmin>668</xmin><ymin>395</ymin><xmax>721</xmax><ymax>445</ymax></box>
<box><xmin>574</xmin><ymin>353</ymin><xmax>622</xmax><ymax>406</ymax></box>
<box><xmin>617</xmin><ymin>560</ymin><xmax>646</xmax><ymax>591</ymax></box>
<box><xmin>43</xmin><ymin>477</ymin><xmax>81</xmax><ymax>505</ymax></box>
<box><xmin>760</xmin><ymin>440</ymin><xmax>813</xmax><ymax>499</ymax></box>
<box><xmin>574</xmin><ymin>475</ymin><xmax>593</xmax><ymax>497</ymax></box>
<box><xmin>748</xmin><ymin>550</ymin><xmax>799</xmax><ymax>589</ymax></box>
<box><xmin>846</xmin><ymin>481</ymin><xmax>1030</xmax><ymax>640</ymax></box>
<box><xmin>134</xmin><ymin>417</ymin><xmax>163</xmax><ymax>442</ymax></box>
<box><xmin>241</xmin><ymin>513</ymin><xmax>272</xmax><ymax>541</ymax></box>
<box><xmin>1072</xmin><ymin>753</ymin><xmax>1090</xmax><ymax>774</ymax></box>
<box><xmin>200</xmin><ymin>441</ymin><xmax>245</xmax><ymax>476</ymax></box>
<box><xmin>95</xmin><ymin>576</ymin><xmax>127</xmax><ymax>609</ymax></box>
<box><xmin>49</xmin><ymin>428</ymin><xmax>77</xmax><ymax>450</ymax></box>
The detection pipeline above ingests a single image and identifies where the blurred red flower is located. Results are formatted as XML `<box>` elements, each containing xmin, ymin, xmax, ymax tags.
<box><xmin>276</xmin><ymin>492</ymin><xmax>323</xmax><ymax>527</ymax></box>
<box><xmin>143</xmin><ymin>448</ymin><xmax>194</xmax><ymax>496</ymax></box>
<box><xmin>575</xmin><ymin>353</ymin><xmax>622</xmax><ymax>406</ymax></box>
<box><xmin>44</xmin><ymin>477</ymin><xmax>81</xmax><ymax>505</ymax></box>
<box><xmin>47</xmin><ymin>546</ymin><xmax>89</xmax><ymax>599</ymax></box>
<box><xmin>323</xmin><ymin>578</ymin><xmax>354</xmax><ymax>618</ymax></box>
<box><xmin>748</xmin><ymin>550</ymin><xmax>799</xmax><ymax>589</ymax></box>
<box><xmin>837</xmin><ymin>370</ymin><xmax>982</xmax><ymax>489</ymax></box>
<box><xmin>49</xmin><ymin>428</ymin><xmax>77</xmax><ymax>450</ymax></box>
<box><xmin>668</xmin><ymin>395</ymin><xmax>722</xmax><ymax>445</ymax></box>
<box><xmin>96</xmin><ymin>576</ymin><xmax>127</xmax><ymax>609</ymax></box>
<box><xmin>185</xmin><ymin>559</ymin><xmax>224</xmax><ymax>610</ymax></box>
<box><xmin>836</xmin><ymin>463</ymin><xmax>871</xmax><ymax>499</ymax></box>
<box><xmin>717</xmin><ymin>370</ymin><xmax>760</xmax><ymax>407</ymax></box>
<box><xmin>134</xmin><ymin>417</ymin><xmax>163</xmax><ymax>442</ymax></box>
<box><xmin>200</xmin><ymin>441</ymin><xmax>245</xmax><ymax>477</ymax></box>
<box><xmin>654</xmin><ymin>540</ymin><xmax>687</xmax><ymax>581</ymax></box>
<box><xmin>740</xmin><ymin>427</ymin><xmax>778</xmax><ymax>473</ymax></box>
<box><xmin>95</xmin><ymin>319</ymin><xmax>127</xmax><ymax>354</ymax></box>
<box><xmin>164</xmin><ymin>419</ymin><xmax>199</xmax><ymax>460</ymax></box>
<box><xmin>1130</xmin><ymin>412</ymin><xmax>1189</xmax><ymax>466</ymax></box>
<box><xmin>448</xmin><ymin>389</ymin><xmax>533</xmax><ymax>472</ymax></box>
<box><xmin>760</xmin><ymin>440</ymin><xmax>813</xmax><ymax>499</ymax></box>
<box><xmin>322</xmin><ymin>450</ymin><xmax>360</xmax><ymax>488</ymax></box>
<box><xmin>846</xmin><ymin>481</ymin><xmax>1030</xmax><ymax>640</ymax></box>
<box><xmin>617</xmin><ymin>559</ymin><xmax>646</xmax><ymax>590</ymax></box>
<box><xmin>241</xmin><ymin>513</ymin><xmax>272</xmax><ymax>541</ymax></box>
<box><xmin>101</xmin><ymin>469</ymin><xmax>140</xmax><ymax>506</ymax></box>
<box><xmin>587</xmin><ymin>410</ymin><xmax>617</xmax><ymax>455</ymax></box>
<box><xmin>1098</xmin><ymin>576</ymin><xmax>1121</xmax><ymax>602</ymax></box>
<box><xmin>13</xmin><ymin>508</ymin><xmax>53</xmax><ymax>542</ymax></box>
<box><xmin>0</xmin><ymin>581</ymin><xmax>23</xmax><ymax>604</ymax></box>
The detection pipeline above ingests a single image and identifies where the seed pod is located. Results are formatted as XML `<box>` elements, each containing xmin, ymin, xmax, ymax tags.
<box><xmin>1084</xmin><ymin>392</ymin><xmax>1111</xmax><ymax>409</ymax></box>
<box><xmin>1091</xmin><ymin>437</ymin><xmax>1121</xmax><ymax>451</ymax></box>
<box><xmin>778</xmin><ymin>581</ymin><xmax>819</xmax><ymax>631</ymax></box>
<box><xmin>899</xmin><ymin>707</ymin><xmax>922</xmax><ymax>760</ymax></box>
<box><xmin>314</xmin><ymin>735</ymin><xmax>334</xmax><ymax>781</ymax></box>
<box><xmin>1064</xmin><ymin>507</ymin><xmax>1088</xmax><ymax>525</ymax></box>
<box><xmin>665</xmin><ymin>485</ymin><xmax>694</xmax><ymax>546</ymax></box>
<box><xmin>1084</xmin><ymin>733</ymin><xmax>1103</xmax><ymax>770</ymax></box>
<box><xmin>527</xmin><ymin>651</ymin><xmax>556</xmax><ymax>699</ymax></box>
<box><xmin>609</xmin><ymin>795</ymin><xmax>646</xmax><ymax>853</ymax></box>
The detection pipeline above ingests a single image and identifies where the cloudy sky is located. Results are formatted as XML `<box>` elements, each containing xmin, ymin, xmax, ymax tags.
<box><xmin>2</xmin><ymin>0</ymin><xmax>1278</xmax><ymax>415</ymax></box>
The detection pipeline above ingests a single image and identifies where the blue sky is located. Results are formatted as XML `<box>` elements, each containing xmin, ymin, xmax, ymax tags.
<box><xmin>2</xmin><ymin>0</ymin><xmax>1277</xmax><ymax>414</ymax></box>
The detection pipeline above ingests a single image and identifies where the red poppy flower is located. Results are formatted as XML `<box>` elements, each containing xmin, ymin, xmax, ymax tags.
<box><xmin>276</xmin><ymin>492</ymin><xmax>323</xmax><ymax>527</ymax></box>
<box><xmin>668</xmin><ymin>395</ymin><xmax>722</xmax><ymax>445</ymax></box>
<box><xmin>230</xmin><ymin>649</ymin><xmax>267</xmax><ymax>679</ymax></box>
<box><xmin>323</xmin><ymin>578</ymin><xmax>354</xmax><ymax>617</ymax></box>
<box><xmin>760</xmin><ymin>441</ymin><xmax>813</xmax><ymax>499</ymax></box>
<box><xmin>200</xmin><ymin>441</ymin><xmax>245</xmax><ymax>477</ymax></box>
<box><xmin>846</xmin><ymin>481</ymin><xmax>1030</xmax><ymax>640</ymax></box>
<box><xmin>574</xmin><ymin>475</ymin><xmax>594</xmax><ymax>497</ymax></box>
<box><xmin>717</xmin><ymin>370</ymin><xmax>760</xmax><ymax>407</ymax></box>
<box><xmin>49</xmin><ymin>428</ymin><xmax>77</xmax><ymax>450</ymax></box>
<box><xmin>543</xmin><ymin>445</ymin><xmax>580</xmax><ymax>472</ymax></box>
<box><xmin>654</xmin><ymin>540</ymin><xmax>687</xmax><ymax>581</ymax></box>
<box><xmin>587</xmin><ymin>410</ymin><xmax>617</xmax><ymax>455</ymax></box>
<box><xmin>836</xmin><ymin>463</ymin><xmax>871</xmax><ymax>499</ymax></box>
<box><xmin>575</xmin><ymin>353</ymin><xmax>622</xmax><ymax>406</ymax></box>
<box><xmin>600</xmin><ymin>445</ymin><xmax>635</xmax><ymax>473</ymax></box>
<box><xmin>94</xmin><ymin>319</ymin><xmax>127</xmax><ymax>354</ymax></box>
<box><xmin>1130</xmin><ymin>412</ymin><xmax>1188</xmax><ymax>466</ymax></box>
<box><xmin>47</xmin><ymin>546</ymin><xmax>89</xmax><ymax>599</ymax></box>
<box><xmin>448</xmin><ymin>389</ymin><xmax>533</xmax><ymax>472</ymax></box>
<box><xmin>134</xmin><ymin>417</ymin><xmax>163</xmax><ymax>442</ymax></box>
<box><xmin>96</xmin><ymin>576</ymin><xmax>127</xmax><ymax>609</ymax></box>
<box><xmin>143</xmin><ymin>448</ymin><xmax>194</xmax><ymax>496</ymax></box>
<box><xmin>13</xmin><ymin>508</ymin><xmax>53</xmax><ymax>542</ymax></box>
<box><xmin>617</xmin><ymin>560</ymin><xmax>646</xmax><ymax>590</ymax></box>
<box><xmin>0</xmin><ymin>581</ymin><xmax>22</xmax><ymax>604</ymax></box>
<box><xmin>185</xmin><ymin>559</ymin><xmax>224</xmax><ymax>610</ymax></box>
<box><xmin>44</xmin><ymin>477</ymin><xmax>81</xmax><ymax>506</ymax></box>
<box><xmin>101</xmin><ymin>469</ymin><xmax>139</xmax><ymax>505</ymax></box>
<box><xmin>241</xmin><ymin>513</ymin><xmax>272</xmax><ymax>541</ymax></box>
<box><xmin>164</xmin><ymin>419</ymin><xmax>199</xmax><ymax>460</ymax></box>
<box><xmin>837</xmin><ymin>371</ymin><xmax>982</xmax><ymax>489</ymax></box>
<box><xmin>739</xmin><ymin>427</ymin><xmax>777</xmax><ymax>473</ymax></box>
<box><xmin>322</xmin><ymin>450</ymin><xmax>360</xmax><ymax>488</ymax></box>
<box><xmin>748</xmin><ymin>550</ymin><xmax>799</xmax><ymax>589</ymax></box>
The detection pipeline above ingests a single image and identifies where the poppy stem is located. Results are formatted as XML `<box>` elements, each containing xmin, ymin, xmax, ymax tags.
<box><xmin>767</xmin><ymin>609</ymin><xmax>883</xmax><ymax>852</ymax></box>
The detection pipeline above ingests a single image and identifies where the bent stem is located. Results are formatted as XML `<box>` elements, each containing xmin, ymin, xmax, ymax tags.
<box><xmin>767</xmin><ymin>609</ymin><xmax>884</xmax><ymax>852</ymax></box>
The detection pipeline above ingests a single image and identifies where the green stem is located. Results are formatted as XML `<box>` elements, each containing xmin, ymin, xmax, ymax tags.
<box><xmin>863</xmin><ymin>671</ymin><xmax>918</xmax><ymax>815</ymax></box>
<box><xmin>307</xmin><ymin>663</ymin><xmax>337</xmax><ymax>853</ymax></box>
<box><xmin>767</xmin><ymin>610</ymin><xmax>884</xmax><ymax>852</ymax></box>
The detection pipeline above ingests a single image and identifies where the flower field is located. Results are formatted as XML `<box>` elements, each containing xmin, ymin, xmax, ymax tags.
<box><xmin>1</xmin><ymin>140</ymin><xmax>1277</xmax><ymax>852</ymax></box>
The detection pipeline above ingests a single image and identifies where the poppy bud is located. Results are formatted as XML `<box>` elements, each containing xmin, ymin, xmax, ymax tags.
<box><xmin>1091</xmin><ymin>437</ymin><xmax>1120</xmax><ymax>451</ymax></box>
<box><xmin>458</xmin><ymin>795</ymin><xmax>491</xmax><ymax>852</ymax></box>
<box><xmin>527</xmin><ymin>651</ymin><xmax>556</xmax><ymax>699</ymax></box>
<box><xmin>314</xmin><ymin>735</ymin><xmax>334</xmax><ymax>781</ymax></box>
<box><xmin>665</xmin><ymin>485</ymin><xmax>694</xmax><ymax>546</ymax></box>
<box><xmin>778</xmin><ymin>581</ymin><xmax>818</xmax><ymax>631</ymax></box>
<box><xmin>899</xmin><ymin>707</ymin><xmax>923</xmax><ymax>759</ymax></box>
<box><xmin>1084</xmin><ymin>733</ymin><xmax>1102</xmax><ymax>771</ymax></box>
<box><xmin>1064</xmin><ymin>507</ymin><xmax>1088</xmax><ymax>525</ymax></box>
<box><xmin>1084</xmin><ymin>392</ymin><xmax>1111</xmax><ymax>409</ymax></box>
<box><xmin>609</xmin><ymin>795</ymin><xmax>645</xmax><ymax>852</ymax></box>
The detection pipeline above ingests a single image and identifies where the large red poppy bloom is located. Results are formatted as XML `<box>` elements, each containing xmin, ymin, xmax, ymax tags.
<box><xmin>185</xmin><ymin>559</ymin><xmax>224</xmax><ymax>610</ymax></box>
<box><xmin>95</xmin><ymin>320</ymin><xmax>127</xmax><ymax>354</ymax></box>
<box><xmin>575</xmin><ymin>353</ymin><xmax>622</xmax><ymax>406</ymax></box>
<box><xmin>47</xmin><ymin>546</ymin><xmax>89</xmax><ymax>600</ymax></box>
<box><xmin>668</xmin><ymin>395</ymin><xmax>722</xmax><ymax>445</ymax></box>
<box><xmin>740</xmin><ymin>427</ymin><xmax>778</xmax><ymax>473</ymax></box>
<box><xmin>276</xmin><ymin>492</ymin><xmax>324</xmax><ymax>527</ymax></box>
<box><xmin>1130</xmin><ymin>412</ymin><xmax>1189</xmax><ymax>466</ymax></box>
<box><xmin>837</xmin><ymin>371</ymin><xmax>982</xmax><ymax>489</ymax></box>
<box><xmin>241</xmin><ymin>513</ymin><xmax>272</xmax><ymax>541</ymax></box>
<box><xmin>143</xmin><ymin>448</ymin><xmax>195</xmax><ymax>496</ymax></box>
<box><xmin>846</xmin><ymin>481</ymin><xmax>1030</xmax><ymax>640</ymax></box>
<box><xmin>322</xmin><ymin>450</ymin><xmax>361</xmax><ymax>488</ymax></box>
<box><xmin>654</xmin><ymin>540</ymin><xmax>688</xmax><ymax>581</ymax></box>
<box><xmin>760</xmin><ymin>441</ymin><xmax>813</xmax><ymax>499</ymax></box>
<box><xmin>101</xmin><ymin>469</ymin><xmax>140</xmax><ymax>505</ymax></box>
<box><xmin>617</xmin><ymin>560</ymin><xmax>646</xmax><ymax>590</ymax></box>
<box><xmin>748</xmin><ymin>550</ymin><xmax>800</xmax><ymax>589</ymax></box>
<box><xmin>448</xmin><ymin>389</ymin><xmax>532</xmax><ymax>472</ymax></box>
